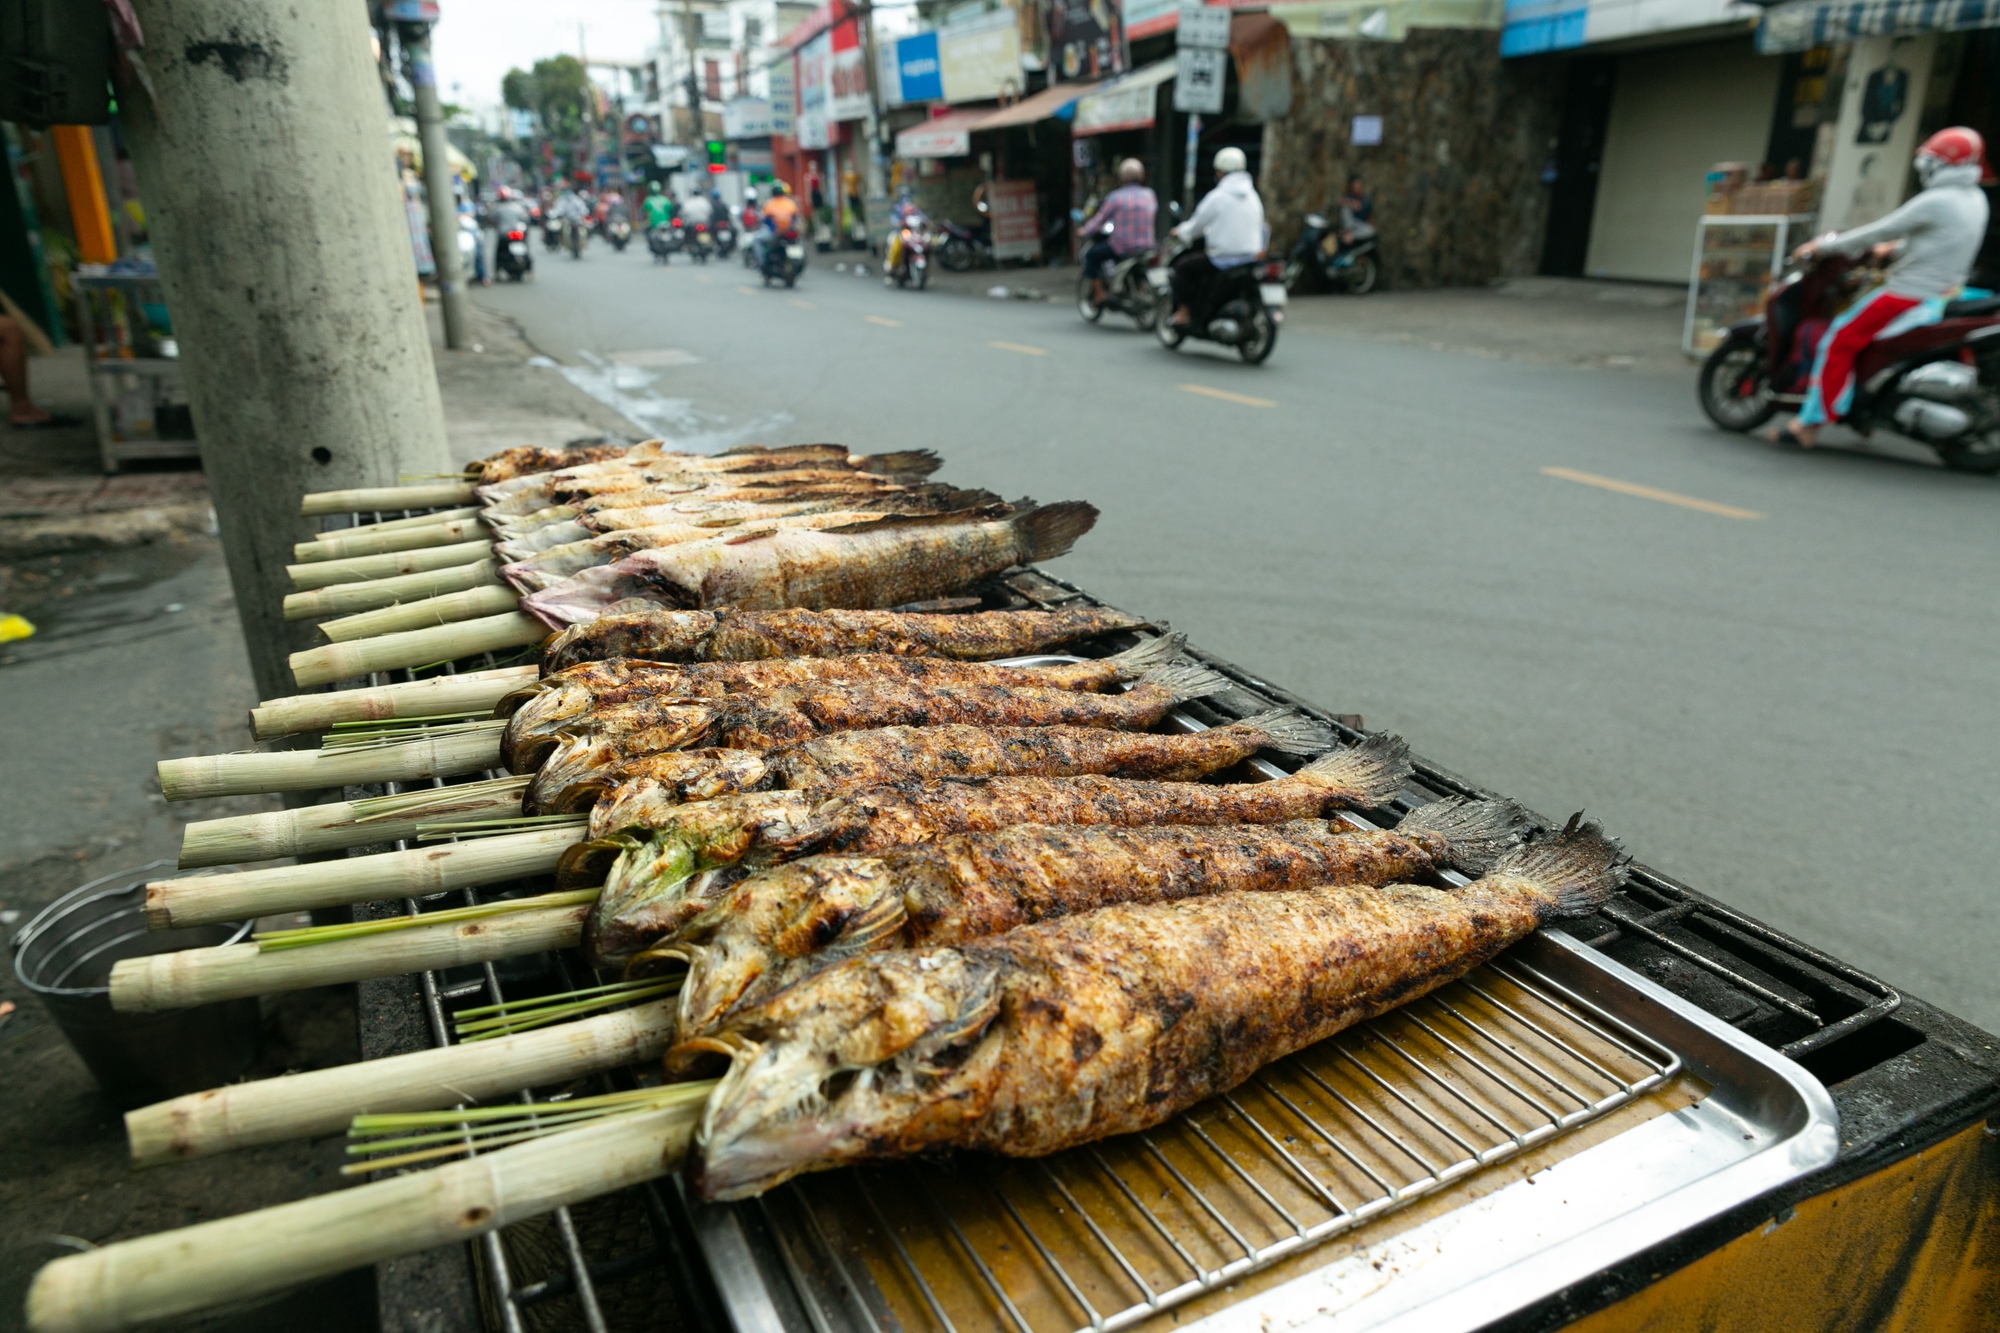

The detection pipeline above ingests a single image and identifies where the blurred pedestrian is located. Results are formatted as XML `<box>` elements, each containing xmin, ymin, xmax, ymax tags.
<box><xmin>0</xmin><ymin>314</ymin><xmax>77</xmax><ymax>429</ymax></box>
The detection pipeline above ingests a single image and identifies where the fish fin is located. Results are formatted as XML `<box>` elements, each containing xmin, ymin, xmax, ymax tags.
<box><xmin>1102</xmin><ymin>631</ymin><xmax>1185</xmax><ymax>678</ymax></box>
<box><xmin>855</xmin><ymin>449</ymin><xmax>944</xmax><ymax>478</ymax></box>
<box><xmin>1493</xmin><ymin>817</ymin><xmax>1629</xmax><ymax>919</ymax></box>
<box><xmin>1394</xmin><ymin>797</ymin><xmax>1532</xmax><ymax>875</ymax></box>
<box><xmin>721</xmin><ymin>525</ymin><xmax>782</xmax><ymax>545</ymax></box>
<box><xmin>1296</xmin><ymin>734</ymin><xmax>1412</xmax><ymax>808</ymax></box>
<box><xmin>1013</xmin><ymin>500</ymin><xmax>1100</xmax><ymax>563</ymax></box>
<box><xmin>831</xmin><ymin>893</ymin><xmax>910</xmax><ymax>955</ymax></box>
<box><xmin>822</xmin><ymin>502</ymin><xmax>1012</xmax><ymax>535</ymax></box>
<box><xmin>1139</xmin><ymin>662</ymin><xmax>1230</xmax><ymax>704</ymax></box>
<box><xmin>1232</xmin><ymin>708</ymin><xmax>1339</xmax><ymax>758</ymax></box>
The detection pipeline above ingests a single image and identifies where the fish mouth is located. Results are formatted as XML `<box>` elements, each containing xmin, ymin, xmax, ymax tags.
<box><xmin>501</xmin><ymin>689</ymin><xmax>593</xmax><ymax>769</ymax></box>
<box><xmin>584</xmin><ymin>839</ymin><xmax>745</xmax><ymax>968</ymax></box>
<box><xmin>525</xmin><ymin>736</ymin><xmax>615</xmax><ymax>815</ymax></box>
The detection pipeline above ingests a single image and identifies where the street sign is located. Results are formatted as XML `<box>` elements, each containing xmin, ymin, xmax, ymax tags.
<box><xmin>1177</xmin><ymin>1</ymin><xmax>1231</xmax><ymax>48</ymax></box>
<box><xmin>1173</xmin><ymin>46</ymin><xmax>1225</xmax><ymax>114</ymax></box>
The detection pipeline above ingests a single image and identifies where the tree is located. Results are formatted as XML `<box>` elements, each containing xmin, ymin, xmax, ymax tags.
<box><xmin>501</xmin><ymin>67</ymin><xmax>538</xmax><ymax>115</ymax></box>
<box><xmin>529</xmin><ymin>56</ymin><xmax>591</xmax><ymax>137</ymax></box>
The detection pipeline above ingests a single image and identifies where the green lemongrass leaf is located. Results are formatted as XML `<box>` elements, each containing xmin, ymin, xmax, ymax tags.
<box><xmin>348</xmin><ymin>774</ymin><xmax>530</xmax><ymax>824</ymax></box>
<box><xmin>253</xmin><ymin>887</ymin><xmax>601</xmax><ymax>952</ymax></box>
<box><xmin>319</xmin><ymin>718</ymin><xmax>506</xmax><ymax>752</ymax></box>
<box><xmin>327</xmin><ymin>712</ymin><xmax>491</xmax><ymax>731</ymax></box>
<box><xmin>350</xmin><ymin>1083</ymin><xmax>707</xmax><ymax>1136</ymax></box>
<box><xmin>452</xmin><ymin>976</ymin><xmax>676</xmax><ymax>1021</ymax></box>
<box><xmin>413</xmin><ymin>814</ymin><xmax>586</xmax><ymax>842</ymax></box>
<box><xmin>454</xmin><ymin>982</ymin><xmax>681</xmax><ymax>1043</ymax></box>
<box><xmin>340</xmin><ymin>1080</ymin><xmax>717</xmax><ymax>1175</ymax></box>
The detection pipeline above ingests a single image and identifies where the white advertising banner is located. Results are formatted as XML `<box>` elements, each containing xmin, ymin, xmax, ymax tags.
<box><xmin>724</xmin><ymin>97</ymin><xmax>774</xmax><ymax>139</ymax></box>
<box><xmin>768</xmin><ymin>62</ymin><xmax>796</xmax><ymax>137</ymax></box>
<box><xmin>796</xmin><ymin>35</ymin><xmax>832</xmax><ymax>149</ymax></box>
<box><xmin>938</xmin><ymin>10</ymin><xmax>1024</xmax><ymax>103</ymax></box>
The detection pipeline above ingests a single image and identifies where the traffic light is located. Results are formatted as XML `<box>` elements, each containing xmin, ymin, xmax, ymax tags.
<box><xmin>706</xmin><ymin>140</ymin><xmax>727</xmax><ymax>174</ymax></box>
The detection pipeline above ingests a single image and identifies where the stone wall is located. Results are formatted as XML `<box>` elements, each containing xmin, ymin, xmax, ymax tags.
<box><xmin>1260</xmin><ymin>31</ymin><xmax>1563</xmax><ymax>288</ymax></box>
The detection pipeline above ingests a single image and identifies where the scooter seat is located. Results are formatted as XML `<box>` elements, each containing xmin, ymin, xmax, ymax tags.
<box><xmin>1942</xmin><ymin>295</ymin><xmax>2000</xmax><ymax>318</ymax></box>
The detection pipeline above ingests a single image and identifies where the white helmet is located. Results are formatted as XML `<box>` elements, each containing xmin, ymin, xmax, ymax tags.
<box><xmin>1213</xmin><ymin>146</ymin><xmax>1247</xmax><ymax>175</ymax></box>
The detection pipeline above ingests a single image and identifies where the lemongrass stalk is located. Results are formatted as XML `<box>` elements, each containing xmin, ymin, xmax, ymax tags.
<box><xmin>289</xmin><ymin>612</ymin><xmax>549</xmax><ymax>688</ymax></box>
<box><xmin>284</xmin><ymin>559</ymin><xmax>505</xmax><ymax>623</ymax></box>
<box><xmin>179</xmin><ymin>781</ymin><xmax>526</xmax><ymax>868</ymax></box>
<box><xmin>352</xmin><ymin>1085</ymin><xmax>692</xmax><ymax>1133</ymax></box>
<box><xmin>29</xmin><ymin>1103</ymin><xmax>701</xmax><ymax>1333</ymax></box>
<box><xmin>412</xmin><ymin>814</ymin><xmax>576</xmax><ymax>840</ymax></box>
<box><xmin>293</xmin><ymin>517</ymin><xmax>490</xmax><ymax>564</ymax></box>
<box><xmin>344</xmin><ymin>1083</ymin><xmax>713</xmax><ymax>1174</ymax></box>
<box><xmin>347</xmin><ymin>774</ymin><xmax>530</xmax><ymax>820</ymax></box>
<box><xmin>123</xmin><ymin>999</ymin><xmax>679</xmax><ymax>1166</ymax></box>
<box><xmin>319</xmin><ymin>717</ymin><xmax>505</xmax><ymax>751</ymax></box>
<box><xmin>109</xmin><ymin>902</ymin><xmax>588</xmax><ymax>1012</ymax></box>
<box><xmin>299</xmin><ymin>481</ymin><xmax>479</xmax><ymax>515</ymax></box>
<box><xmin>454</xmin><ymin>977</ymin><xmax>663</xmax><ymax>1021</ymax></box>
<box><xmin>286</xmin><ymin>540</ymin><xmax>493</xmax><ymax>592</ymax></box>
<box><xmin>333</xmin><ymin>506</ymin><xmax>483</xmax><ymax>537</ymax></box>
<box><xmin>456</xmin><ymin>981</ymin><xmax>680</xmax><ymax>1042</ymax></box>
<box><xmin>252</xmin><ymin>887</ymin><xmax>598</xmax><ymax>949</ymax></box>
<box><xmin>317</xmin><ymin>584</ymin><xmax>522</xmax><ymax>644</ymax></box>
<box><xmin>157</xmin><ymin>727</ymin><xmax>504</xmax><ymax>801</ymax></box>
<box><xmin>144</xmin><ymin>824</ymin><xmax>585</xmax><ymax>929</ymax></box>
<box><xmin>249</xmin><ymin>665</ymin><xmax>534</xmax><ymax>740</ymax></box>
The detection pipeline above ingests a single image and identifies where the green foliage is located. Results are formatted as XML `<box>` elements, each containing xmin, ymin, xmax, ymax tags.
<box><xmin>501</xmin><ymin>67</ymin><xmax>538</xmax><ymax>113</ymax></box>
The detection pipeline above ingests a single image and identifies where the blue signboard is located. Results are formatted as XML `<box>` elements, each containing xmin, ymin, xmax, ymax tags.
<box><xmin>897</xmin><ymin>32</ymin><xmax>945</xmax><ymax>103</ymax></box>
<box><xmin>1500</xmin><ymin>0</ymin><xmax>1587</xmax><ymax>54</ymax></box>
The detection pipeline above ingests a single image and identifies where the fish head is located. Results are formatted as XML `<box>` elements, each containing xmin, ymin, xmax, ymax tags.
<box><xmin>527</xmin><ymin>737</ymin><xmax>618</xmax><ymax>817</ymax></box>
<box><xmin>688</xmin><ymin>949</ymin><xmax>1005</xmax><ymax>1200</ymax></box>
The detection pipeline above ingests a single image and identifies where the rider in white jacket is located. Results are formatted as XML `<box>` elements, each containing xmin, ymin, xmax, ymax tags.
<box><xmin>1170</xmin><ymin>147</ymin><xmax>1268</xmax><ymax>327</ymax></box>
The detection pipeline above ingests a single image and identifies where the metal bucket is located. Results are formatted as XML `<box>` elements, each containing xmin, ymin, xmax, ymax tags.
<box><xmin>11</xmin><ymin>860</ymin><xmax>261</xmax><ymax>1107</ymax></box>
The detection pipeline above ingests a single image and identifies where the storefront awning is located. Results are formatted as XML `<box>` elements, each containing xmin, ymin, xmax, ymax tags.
<box><xmin>1757</xmin><ymin>0</ymin><xmax>2000</xmax><ymax>53</ymax></box>
<box><xmin>1070</xmin><ymin>61</ymin><xmax>1178</xmax><ymax>137</ymax></box>
<box><xmin>896</xmin><ymin>109</ymin><xmax>990</xmax><ymax>159</ymax></box>
<box><xmin>975</xmin><ymin>80</ymin><xmax>1103</xmax><ymax>131</ymax></box>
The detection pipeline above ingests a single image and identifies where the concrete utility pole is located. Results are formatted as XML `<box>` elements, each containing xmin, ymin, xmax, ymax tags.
<box><xmin>119</xmin><ymin>0</ymin><xmax>453</xmax><ymax>700</ymax></box>
<box><xmin>402</xmin><ymin>20</ymin><xmax>471</xmax><ymax>349</ymax></box>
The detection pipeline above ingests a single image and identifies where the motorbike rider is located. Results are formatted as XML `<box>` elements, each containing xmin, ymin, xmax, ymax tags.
<box><xmin>551</xmin><ymin>186</ymin><xmax>591</xmax><ymax>249</ymax></box>
<box><xmin>887</xmin><ymin>187</ymin><xmax>930</xmax><ymax>278</ymax></box>
<box><xmin>1338</xmin><ymin>174</ymin><xmax>1372</xmax><ymax>243</ymax></box>
<box><xmin>1777</xmin><ymin>127</ymin><xmax>1991</xmax><ymax>449</ymax></box>
<box><xmin>680</xmin><ymin>188</ymin><xmax>716</xmax><ymax>231</ymax></box>
<box><xmin>641</xmin><ymin>180</ymin><xmax>676</xmax><ymax>232</ymax></box>
<box><xmin>1170</xmin><ymin>147</ymin><xmax>1268</xmax><ymax>328</ymax></box>
<box><xmin>755</xmin><ymin>181</ymin><xmax>803</xmax><ymax>270</ymax></box>
<box><xmin>1078</xmin><ymin>159</ymin><xmax>1158</xmax><ymax>307</ymax></box>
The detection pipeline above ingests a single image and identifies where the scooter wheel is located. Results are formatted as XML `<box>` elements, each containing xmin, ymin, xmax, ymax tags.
<box><xmin>1155</xmin><ymin>295</ymin><xmax>1185</xmax><ymax>349</ymax></box>
<box><xmin>1077</xmin><ymin>275</ymin><xmax>1104</xmax><ymax>323</ymax></box>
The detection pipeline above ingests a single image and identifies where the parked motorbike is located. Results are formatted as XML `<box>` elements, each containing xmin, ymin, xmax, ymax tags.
<box><xmin>886</xmin><ymin>219</ymin><xmax>931</xmax><ymax>290</ymax></box>
<box><xmin>605</xmin><ymin>215</ymin><xmax>632</xmax><ymax>251</ymax></box>
<box><xmin>561</xmin><ymin>217</ymin><xmax>587</xmax><ymax>259</ymax></box>
<box><xmin>1283</xmin><ymin>209</ymin><xmax>1379</xmax><ymax>296</ymax></box>
<box><xmin>495</xmin><ymin>228</ymin><xmax>533</xmax><ymax>282</ymax></box>
<box><xmin>1150</xmin><ymin>237</ymin><xmax>1285</xmax><ymax>365</ymax></box>
<box><xmin>939</xmin><ymin>218</ymin><xmax>994</xmax><ymax>273</ymax></box>
<box><xmin>761</xmin><ymin>227</ymin><xmax>806</xmax><ymax>289</ymax></box>
<box><xmin>1698</xmin><ymin>253</ymin><xmax>2000</xmax><ymax>474</ymax></box>
<box><xmin>687</xmin><ymin>222</ymin><xmax>714</xmax><ymax>264</ymax></box>
<box><xmin>1076</xmin><ymin>223</ymin><xmax>1158</xmax><ymax>330</ymax></box>
<box><xmin>713</xmin><ymin>220</ymin><xmax>737</xmax><ymax>259</ymax></box>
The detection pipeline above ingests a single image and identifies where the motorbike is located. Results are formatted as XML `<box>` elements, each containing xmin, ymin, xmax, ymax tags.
<box><xmin>605</xmin><ymin>215</ymin><xmax>632</xmax><ymax>251</ymax></box>
<box><xmin>1283</xmin><ymin>209</ymin><xmax>1379</xmax><ymax>296</ymax></box>
<box><xmin>1150</xmin><ymin>235</ymin><xmax>1285</xmax><ymax>365</ymax></box>
<box><xmin>1698</xmin><ymin>253</ymin><xmax>2000</xmax><ymax>474</ymax></box>
<box><xmin>646</xmin><ymin>221</ymin><xmax>679</xmax><ymax>265</ymax></box>
<box><xmin>495</xmin><ymin>227</ymin><xmax>533</xmax><ymax>282</ymax></box>
<box><xmin>939</xmin><ymin>218</ymin><xmax>994</xmax><ymax>273</ymax></box>
<box><xmin>713</xmin><ymin>220</ymin><xmax>737</xmax><ymax>259</ymax></box>
<box><xmin>687</xmin><ymin>221</ymin><xmax>714</xmax><ymax>264</ymax></box>
<box><xmin>760</xmin><ymin>227</ymin><xmax>806</xmax><ymax>288</ymax></box>
<box><xmin>886</xmin><ymin>219</ymin><xmax>931</xmax><ymax>290</ymax></box>
<box><xmin>1076</xmin><ymin>222</ymin><xmax>1158</xmax><ymax>330</ymax></box>
<box><xmin>561</xmin><ymin>217</ymin><xmax>587</xmax><ymax>259</ymax></box>
<box><xmin>540</xmin><ymin>212</ymin><xmax>562</xmax><ymax>252</ymax></box>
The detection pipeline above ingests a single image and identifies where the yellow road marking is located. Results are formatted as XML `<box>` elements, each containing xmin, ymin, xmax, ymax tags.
<box><xmin>692</xmin><ymin>275</ymin><xmax>713</xmax><ymax>284</ymax></box>
<box><xmin>735</xmin><ymin>285</ymin><xmax>757</xmax><ymax>295</ymax></box>
<box><xmin>990</xmin><ymin>340</ymin><xmax>1049</xmax><ymax>356</ymax></box>
<box><xmin>1541</xmin><ymin>467</ymin><xmax>1765</xmax><ymax>519</ymax></box>
<box><xmin>789</xmin><ymin>299</ymin><xmax>816</xmax><ymax>310</ymax></box>
<box><xmin>1179</xmin><ymin>383</ymin><xmax>1276</xmax><ymax>408</ymax></box>
<box><xmin>865</xmin><ymin>315</ymin><xmax>904</xmax><ymax>328</ymax></box>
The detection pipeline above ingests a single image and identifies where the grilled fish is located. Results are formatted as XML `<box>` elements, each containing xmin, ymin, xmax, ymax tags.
<box><xmin>532</xmin><ymin>707</ymin><xmax>1333</xmax><ymax>817</ymax></box>
<box><xmin>520</xmin><ymin>502</ymin><xmax>1098</xmax><ymax>626</ymax></box>
<box><xmin>491</xmin><ymin>482</ymin><xmax>958</xmax><ymax>552</ymax></box>
<box><xmin>480</xmin><ymin>446</ymin><xmax>940</xmax><ymax>516</ymax></box>
<box><xmin>660</xmin><ymin>797</ymin><xmax>1530</xmax><ymax>1038</ymax></box>
<box><xmin>686</xmin><ymin>823</ymin><xmax>1626</xmax><ymax>1199</ymax></box>
<box><xmin>473</xmin><ymin>440</ymin><xmax>638</xmax><ymax>485</ymax></box>
<box><xmin>579</xmin><ymin>735</ymin><xmax>1412</xmax><ymax>964</ymax></box>
<box><xmin>542</xmin><ymin>606</ymin><xmax>1145</xmax><ymax>674</ymax></box>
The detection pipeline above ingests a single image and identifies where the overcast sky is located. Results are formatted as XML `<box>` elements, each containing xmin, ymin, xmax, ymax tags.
<box><xmin>430</xmin><ymin>0</ymin><xmax>662</xmax><ymax>110</ymax></box>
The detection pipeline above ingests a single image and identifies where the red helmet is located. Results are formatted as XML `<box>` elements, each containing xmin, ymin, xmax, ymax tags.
<box><xmin>1916</xmin><ymin>127</ymin><xmax>1992</xmax><ymax>184</ymax></box>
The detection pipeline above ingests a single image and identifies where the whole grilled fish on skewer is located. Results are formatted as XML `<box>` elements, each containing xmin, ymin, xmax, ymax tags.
<box><xmin>472</xmin><ymin>440</ymin><xmax>638</xmax><ymax>485</ymax></box>
<box><xmin>479</xmin><ymin>445</ymin><xmax>938</xmax><ymax>514</ymax></box>
<box><xmin>581</xmin><ymin>734</ymin><xmax>1411</xmax><ymax>964</ymax></box>
<box><xmin>540</xmin><ymin>707</ymin><xmax>1332</xmax><ymax>818</ymax></box>
<box><xmin>541</xmin><ymin>606</ymin><xmax>1145</xmax><ymax>674</ymax></box>
<box><xmin>501</xmin><ymin>634</ymin><xmax>1182</xmax><ymax>768</ymax></box>
<box><xmin>484</xmin><ymin>457</ymin><xmax>944</xmax><ymax>531</ymax></box>
<box><xmin>513</xmin><ymin>660</ymin><xmax>1228</xmax><ymax>777</ymax></box>
<box><xmin>523</xmin><ymin>501</ymin><xmax>1098</xmax><ymax>625</ymax></box>
<box><xmin>685</xmin><ymin>821</ymin><xmax>1625</xmax><ymax>1200</ymax></box>
<box><xmin>661</xmin><ymin>796</ymin><xmax>1529</xmax><ymax>1038</ymax></box>
<box><xmin>474</xmin><ymin>440</ymin><xmax>877</xmax><ymax>487</ymax></box>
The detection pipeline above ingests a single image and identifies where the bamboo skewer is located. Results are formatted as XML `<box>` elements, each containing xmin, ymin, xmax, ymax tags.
<box><xmin>299</xmin><ymin>481</ymin><xmax>479</xmax><ymax>515</ymax></box>
<box><xmin>178</xmin><ymin>781</ymin><xmax>526</xmax><ymax>867</ymax></box>
<box><xmin>286</xmin><ymin>540</ymin><xmax>493</xmax><ymax>591</ymax></box>
<box><xmin>249</xmin><ymin>666</ymin><xmax>534</xmax><ymax>740</ymax></box>
<box><xmin>110</xmin><ymin>902</ymin><xmax>588</xmax><ymax>1011</ymax></box>
<box><xmin>123</xmin><ymin>999</ymin><xmax>679</xmax><ymax>1165</ymax></box>
<box><xmin>335</xmin><ymin>506</ymin><xmax>483</xmax><ymax>537</ymax></box>
<box><xmin>158</xmin><ymin>725</ymin><xmax>504</xmax><ymax>799</ymax></box>
<box><xmin>29</xmin><ymin>1102</ymin><xmax>700</xmax><ymax>1333</ymax></box>
<box><xmin>293</xmin><ymin>517</ymin><xmax>490</xmax><ymax>564</ymax></box>
<box><xmin>316</xmin><ymin>583</ymin><xmax>523</xmax><ymax>644</ymax></box>
<box><xmin>283</xmin><ymin>559</ymin><xmax>505</xmax><ymax>622</ymax></box>
<box><xmin>289</xmin><ymin>612</ymin><xmax>550</xmax><ymax>688</ymax></box>
<box><xmin>145</xmin><ymin>824</ymin><xmax>585</xmax><ymax>928</ymax></box>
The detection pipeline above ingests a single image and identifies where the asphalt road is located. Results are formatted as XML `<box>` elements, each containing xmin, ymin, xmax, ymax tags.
<box><xmin>474</xmin><ymin>243</ymin><xmax>2000</xmax><ymax>1035</ymax></box>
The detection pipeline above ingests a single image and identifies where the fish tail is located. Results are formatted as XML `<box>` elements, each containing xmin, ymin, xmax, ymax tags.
<box><xmin>855</xmin><ymin>449</ymin><xmax>943</xmax><ymax>478</ymax></box>
<box><xmin>1102</xmin><ymin>631</ymin><xmax>1186</xmax><ymax>678</ymax></box>
<box><xmin>1295</xmin><ymin>733</ymin><xmax>1412</xmax><ymax>808</ymax></box>
<box><xmin>1394</xmin><ymin>796</ymin><xmax>1533</xmax><ymax>875</ymax></box>
<box><xmin>1013</xmin><ymin>501</ymin><xmax>1100</xmax><ymax>563</ymax></box>
<box><xmin>1234</xmin><ymin>708</ymin><xmax>1338</xmax><ymax>758</ymax></box>
<box><xmin>1492</xmin><ymin>816</ymin><xmax>1629</xmax><ymax>919</ymax></box>
<box><xmin>1139</xmin><ymin>662</ymin><xmax>1230</xmax><ymax>704</ymax></box>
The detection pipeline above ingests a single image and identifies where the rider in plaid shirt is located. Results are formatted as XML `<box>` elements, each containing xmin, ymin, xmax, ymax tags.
<box><xmin>1080</xmin><ymin>160</ymin><xmax>1159</xmax><ymax>305</ymax></box>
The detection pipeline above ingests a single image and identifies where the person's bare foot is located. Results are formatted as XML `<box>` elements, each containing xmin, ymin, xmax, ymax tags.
<box><xmin>1171</xmin><ymin>305</ymin><xmax>1191</xmax><ymax>326</ymax></box>
<box><xmin>1763</xmin><ymin>421</ymin><xmax>1817</xmax><ymax>449</ymax></box>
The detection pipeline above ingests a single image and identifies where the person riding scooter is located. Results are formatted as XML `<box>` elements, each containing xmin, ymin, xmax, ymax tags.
<box><xmin>1170</xmin><ymin>147</ymin><xmax>1267</xmax><ymax>328</ymax></box>
<box><xmin>1078</xmin><ymin>159</ymin><xmax>1158</xmax><ymax>308</ymax></box>
<box><xmin>754</xmin><ymin>181</ymin><xmax>802</xmax><ymax>272</ymax></box>
<box><xmin>1776</xmin><ymin>127</ymin><xmax>1991</xmax><ymax>449</ymax></box>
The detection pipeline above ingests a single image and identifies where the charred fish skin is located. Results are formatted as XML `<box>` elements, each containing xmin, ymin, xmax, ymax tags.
<box><xmin>686</xmin><ymin>823</ymin><xmax>1628</xmax><ymax>1200</ymax></box>
<box><xmin>664</xmin><ymin>798</ymin><xmax>1528</xmax><ymax>1041</ymax></box>
<box><xmin>542</xmin><ymin>606</ymin><xmax>1147</xmax><ymax>674</ymax></box>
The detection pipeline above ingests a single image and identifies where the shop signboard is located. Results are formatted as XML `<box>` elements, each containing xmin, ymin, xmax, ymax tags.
<box><xmin>988</xmin><ymin>178</ymin><xmax>1041</xmax><ymax>261</ymax></box>
<box><xmin>1072</xmin><ymin>60</ymin><xmax>1175</xmax><ymax>134</ymax></box>
<box><xmin>724</xmin><ymin>96</ymin><xmax>774</xmax><ymax>139</ymax></box>
<box><xmin>768</xmin><ymin>62</ymin><xmax>796</xmax><ymax>136</ymax></box>
<box><xmin>1126</xmin><ymin>0</ymin><xmax>1181</xmax><ymax>39</ymax></box>
<box><xmin>797</xmin><ymin>34</ymin><xmax>832</xmax><ymax>149</ymax></box>
<box><xmin>939</xmin><ymin>9</ymin><xmax>1024</xmax><ymax>102</ymax></box>
<box><xmin>891</xmin><ymin>31</ymin><xmax>944</xmax><ymax>104</ymax></box>
<box><xmin>896</xmin><ymin>116</ymin><xmax>974</xmax><ymax>158</ymax></box>
<box><xmin>829</xmin><ymin>19</ymin><xmax>873</xmax><ymax>122</ymax></box>
<box><xmin>1173</xmin><ymin>46</ymin><xmax>1225</xmax><ymax>114</ymax></box>
<box><xmin>1049</xmin><ymin>0</ymin><xmax>1126</xmax><ymax>80</ymax></box>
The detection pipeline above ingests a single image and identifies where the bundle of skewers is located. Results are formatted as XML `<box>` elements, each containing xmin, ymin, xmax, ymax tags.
<box><xmin>24</xmin><ymin>440</ymin><xmax>1627</xmax><ymax>1333</ymax></box>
